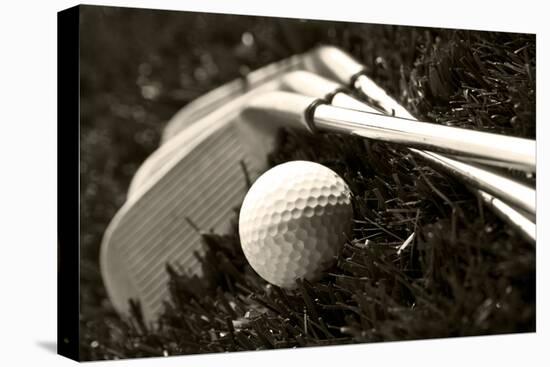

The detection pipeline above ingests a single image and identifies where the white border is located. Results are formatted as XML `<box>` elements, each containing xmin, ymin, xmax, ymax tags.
<box><xmin>0</xmin><ymin>0</ymin><xmax>547</xmax><ymax>366</ymax></box>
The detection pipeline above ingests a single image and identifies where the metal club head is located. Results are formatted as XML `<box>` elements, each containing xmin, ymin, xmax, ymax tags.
<box><xmin>100</xmin><ymin>52</ymin><xmax>341</xmax><ymax>324</ymax></box>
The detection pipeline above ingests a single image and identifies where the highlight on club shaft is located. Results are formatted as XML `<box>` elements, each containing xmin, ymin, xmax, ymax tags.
<box><xmin>245</xmin><ymin>90</ymin><xmax>536</xmax><ymax>173</ymax></box>
<box><xmin>309</xmin><ymin>45</ymin><xmax>536</xmax><ymax>173</ymax></box>
<box><xmin>312</xmin><ymin>104</ymin><xmax>535</xmax><ymax>172</ymax></box>
<box><xmin>272</xmin><ymin>68</ymin><xmax>535</xmax><ymax>239</ymax></box>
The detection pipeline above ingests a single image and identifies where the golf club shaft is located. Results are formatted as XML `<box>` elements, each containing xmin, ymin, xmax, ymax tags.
<box><xmin>280</xmin><ymin>71</ymin><xmax>535</xmax><ymax>217</ymax></box>
<box><xmin>328</xmin><ymin>94</ymin><xmax>535</xmax><ymax>243</ymax></box>
<box><xmin>312</xmin><ymin>104</ymin><xmax>535</xmax><ymax>171</ymax></box>
<box><xmin>409</xmin><ymin>148</ymin><xmax>535</xmax><ymax>219</ymax></box>
<box><xmin>310</xmin><ymin>46</ymin><xmax>536</xmax><ymax>173</ymax></box>
<box><xmin>354</xmin><ymin>74</ymin><xmax>415</xmax><ymax>119</ymax></box>
<box><xmin>312</xmin><ymin>65</ymin><xmax>536</xmax><ymax>241</ymax></box>
<box><xmin>247</xmin><ymin>92</ymin><xmax>536</xmax><ymax>226</ymax></box>
<box><xmin>475</xmin><ymin>190</ymin><xmax>535</xmax><ymax>244</ymax></box>
<box><xmin>332</xmin><ymin>93</ymin><xmax>536</xmax><ymax>243</ymax></box>
<box><xmin>327</xmin><ymin>90</ymin><xmax>535</xmax><ymax>217</ymax></box>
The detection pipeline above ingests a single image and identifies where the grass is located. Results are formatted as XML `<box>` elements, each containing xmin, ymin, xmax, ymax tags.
<box><xmin>79</xmin><ymin>5</ymin><xmax>535</xmax><ymax>361</ymax></box>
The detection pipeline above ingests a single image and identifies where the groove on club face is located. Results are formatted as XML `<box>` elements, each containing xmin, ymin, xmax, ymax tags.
<box><xmin>137</xmin><ymin>54</ymin><xmax>362</xmax><ymax>197</ymax></box>
<box><xmin>127</xmin><ymin>52</ymin><xmax>348</xmax><ymax>200</ymax></box>
<box><xmin>101</xmin><ymin>55</ymin><xmax>322</xmax><ymax>322</ymax></box>
<box><xmin>101</xmin><ymin>121</ymin><xmax>267</xmax><ymax>320</ymax></box>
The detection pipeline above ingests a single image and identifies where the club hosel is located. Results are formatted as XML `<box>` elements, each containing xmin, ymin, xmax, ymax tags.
<box><xmin>280</xmin><ymin>70</ymin><xmax>343</xmax><ymax>101</ymax></box>
<box><xmin>310</xmin><ymin>46</ymin><xmax>414</xmax><ymax>118</ymax></box>
<box><xmin>353</xmin><ymin>74</ymin><xmax>415</xmax><ymax>119</ymax></box>
<box><xmin>310</xmin><ymin>45</ymin><xmax>365</xmax><ymax>85</ymax></box>
<box><xmin>279</xmin><ymin>70</ymin><xmax>382</xmax><ymax>115</ymax></box>
<box><xmin>242</xmin><ymin>91</ymin><xmax>319</xmax><ymax>133</ymax></box>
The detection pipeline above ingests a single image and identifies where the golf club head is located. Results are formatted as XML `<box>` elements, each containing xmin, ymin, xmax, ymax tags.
<box><xmin>160</xmin><ymin>45</ymin><xmax>412</xmax><ymax>148</ymax></box>
<box><xmin>161</xmin><ymin>53</ymin><xmax>309</xmax><ymax>145</ymax></box>
<box><xmin>128</xmin><ymin>69</ymin><xmax>369</xmax><ymax>199</ymax></box>
<box><xmin>129</xmin><ymin>53</ymin><xmax>308</xmax><ymax>199</ymax></box>
<box><xmin>101</xmin><ymin>52</ymin><xmax>338</xmax><ymax>324</ymax></box>
<box><xmin>159</xmin><ymin>46</ymin><xmax>364</xmax><ymax>146</ymax></box>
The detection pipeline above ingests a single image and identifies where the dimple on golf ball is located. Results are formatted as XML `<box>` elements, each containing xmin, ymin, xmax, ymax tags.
<box><xmin>238</xmin><ymin>160</ymin><xmax>353</xmax><ymax>289</ymax></box>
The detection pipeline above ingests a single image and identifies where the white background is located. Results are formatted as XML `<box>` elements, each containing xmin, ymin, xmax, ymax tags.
<box><xmin>0</xmin><ymin>0</ymin><xmax>547</xmax><ymax>365</ymax></box>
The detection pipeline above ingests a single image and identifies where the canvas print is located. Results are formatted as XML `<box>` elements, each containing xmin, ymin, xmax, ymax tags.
<box><xmin>58</xmin><ymin>4</ymin><xmax>535</xmax><ymax>361</ymax></box>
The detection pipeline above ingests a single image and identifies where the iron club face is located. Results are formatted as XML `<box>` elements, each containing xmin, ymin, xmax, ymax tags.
<box><xmin>101</xmin><ymin>52</ymin><xmax>331</xmax><ymax>323</ymax></box>
<box><xmin>100</xmin><ymin>47</ymin><xmax>536</xmax><ymax>324</ymax></box>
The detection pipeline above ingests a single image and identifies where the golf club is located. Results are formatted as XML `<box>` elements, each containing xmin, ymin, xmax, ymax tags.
<box><xmin>277</xmin><ymin>70</ymin><xmax>535</xmax><ymax>242</ymax></box>
<box><xmin>134</xmin><ymin>69</ymin><xmax>536</xmax><ymax>230</ymax></box>
<box><xmin>102</xmin><ymin>52</ymin><xmax>344</xmax><ymax>323</ymax></box>
<box><xmin>133</xmin><ymin>70</ymin><xmax>536</xmax><ymax>218</ymax></box>
<box><xmin>128</xmin><ymin>53</ymin><xmax>309</xmax><ymax>199</ymax></box>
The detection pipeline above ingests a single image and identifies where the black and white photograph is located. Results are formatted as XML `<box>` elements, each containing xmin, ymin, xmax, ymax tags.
<box><xmin>59</xmin><ymin>3</ymin><xmax>536</xmax><ymax>362</ymax></box>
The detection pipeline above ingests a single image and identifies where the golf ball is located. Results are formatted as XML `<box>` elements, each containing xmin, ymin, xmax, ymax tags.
<box><xmin>238</xmin><ymin>160</ymin><xmax>353</xmax><ymax>289</ymax></box>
